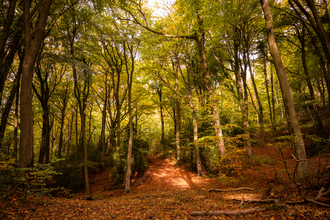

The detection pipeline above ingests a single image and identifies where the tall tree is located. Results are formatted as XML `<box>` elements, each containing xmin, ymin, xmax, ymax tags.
<box><xmin>260</xmin><ymin>0</ymin><xmax>308</xmax><ymax>179</ymax></box>
<box><xmin>124</xmin><ymin>40</ymin><xmax>136</xmax><ymax>193</ymax></box>
<box><xmin>19</xmin><ymin>0</ymin><xmax>52</xmax><ymax>170</ymax></box>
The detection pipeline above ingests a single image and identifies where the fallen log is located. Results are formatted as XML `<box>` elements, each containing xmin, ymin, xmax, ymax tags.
<box><xmin>191</xmin><ymin>207</ymin><xmax>266</xmax><ymax>216</ymax></box>
<box><xmin>234</xmin><ymin>198</ymin><xmax>278</xmax><ymax>204</ymax></box>
<box><xmin>209</xmin><ymin>187</ymin><xmax>256</xmax><ymax>192</ymax></box>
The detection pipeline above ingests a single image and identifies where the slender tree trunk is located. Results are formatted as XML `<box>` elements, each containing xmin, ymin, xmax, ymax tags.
<box><xmin>156</xmin><ymin>86</ymin><xmax>165</xmax><ymax>147</ymax></box>
<box><xmin>260</xmin><ymin>0</ymin><xmax>308</xmax><ymax>179</ymax></box>
<box><xmin>297</xmin><ymin>27</ymin><xmax>325</xmax><ymax>136</ymax></box>
<box><xmin>99</xmin><ymin>95</ymin><xmax>107</xmax><ymax>166</ymax></box>
<box><xmin>0</xmin><ymin>0</ymin><xmax>19</xmax><ymax>106</ymax></box>
<box><xmin>249</xmin><ymin>60</ymin><xmax>264</xmax><ymax>148</ymax></box>
<box><xmin>241</xmin><ymin>62</ymin><xmax>252</xmax><ymax>156</ymax></box>
<box><xmin>196</xmin><ymin>11</ymin><xmax>225</xmax><ymax>174</ymax></box>
<box><xmin>316</xmin><ymin>77</ymin><xmax>326</xmax><ymax>108</ymax></box>
<box><xmin>70</xmin><ymin>21</ymin><xmax>91</xmax><ymax>198</ymax></box>
<box><xmin>67</xmin><ymin>111</ymin><xmax>74</xmax><ymax>156</ymax></box>
<box><xmin>182</xmin><ymin>50</ymin><xmax>202</xmax><ymax>176</ymax></box>
<box><xmin>58</xmin><ymin>102</ymin><xmax>67</xmax><ymax>159</ymax></box>
<box><xmin>175</xmin><ymin>67</ymin><xmax>181</xmax><ymax>161</ymax></box>
<box><xmin>38</xmin><ymin>107</ymin><xmax>50</xmax><ymax>164</ymax></box>
<box><xmin>271</xmin><ymin>65</ymin><xmax>276</xmax><ymax>127</ymax></box>
<box><xmin>125</xmin><ymin>42</ymin><xmax>134</xmax><ymax>193</ymax></box>
<box><xmin>263</xmin><ymin>54</ymin><xmax>274</xmax><ymax>133</ymax></box>
<box><xmin>13</xmin><ymin>82</ymin><xmax>19</xmax><ymax>163</ymax></box>
<box><xmin>75</xmin><ymin>104</ymin><xmax>79</xmax><ymax>160</ymax></box>
<box><xmin>0</xmin><ymin>64</ymin><xmax>21</xmax><ymax>150</ymax></box>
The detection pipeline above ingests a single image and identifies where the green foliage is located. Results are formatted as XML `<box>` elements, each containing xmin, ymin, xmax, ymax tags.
<box><xmin>0</xmin><ymin>158</ymin><xmax>19</xmax><ymax>192</ymax></box>
<box><xmin>0</xmin><ymin>157</ymin><xmax>69</xmax><ymax>197</ymax></box>
<box><xmin>51</xmin><ymin>153</ymin><xmax>85</xmax><ymax>193</ymax></box>
<box><xmin>250</xmin><ymin>155</ymin><xmax>274</xmax><ymax>166</ymax></box>
<box><xmin>216</xmin><ymin>175</ymin><xmax>239</xmax><ymax>184</ymax></box>
<box><xmin>111</xmin><ymin>126</ymin><xmax>150</xmax><ymax>186</ymax></box>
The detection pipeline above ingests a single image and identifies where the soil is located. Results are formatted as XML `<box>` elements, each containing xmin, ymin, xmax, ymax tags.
<box><xmin>2</xmin><ymin>143</ymin><xmax>330</xmax><ymax>219</ymax></box>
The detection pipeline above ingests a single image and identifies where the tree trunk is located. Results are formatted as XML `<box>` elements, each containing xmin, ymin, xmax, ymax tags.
<box><xmin>125</xmin><ymin>42</ymin><xmax>134</xmax><ymax>193</ymax></box>
<box><xmin>70</xmin><ymin>21</ymin><xmax>91</xmax><ymax>198</ymax></box>
<box><xmin>263</xmin><ymin>55</ymin><xmax>274</xmax><ymax>132</ymax></box>
<box><xmin>98</xmin><ymin>82</ymin><xmax>107</xmax><ymax>167</ymax></box>
<box><xmin>13</xmin><ymin>78</ymin><xmax>20</xmax><ymax>162</ymax></box>
<box><xmin>297</xmin><ymin>27</ymin><xmax>325</xmax><ymax>136</ymax></box>
<box><xmin>0</xmin><ymin>63</ymin><xmax>21</xmax><ymax>150</ymax></box>
<box><xmin>156</xmin><ymin>85</ymin><xmax>164</xmax><ymax>147</ymax></box>
<box><xmin>196</xmin><ymin>11</ymin><xmax>225</xmax><ymax>174</ymax></box>
<box><xmin>19</xmin><ymin>0</ymin><xmax>52</xmax><ymax>171</ymax></box>
<box><xmin>249</xmin><ymin>59</ymin><xmax>264</xmax><ymax>148</ymax></box>
<box><xmin>0</xmin><ymin>0</ymin><xmax>19</xmax><ymax>106</ymax></box>
<box><xmin>175</xmin><ymin>66</ymin><xmax>181</xmax><ymax>161</ymax></box>
<box><xmin>241</xmin><ymin>61</ymin><xmax>252</xmax><ymax>156</ymax></box>
<box><xmin>58</xmin><ymin>98</ymin><xmax>68</xmax><ymax>159</ymax></box>
<box><xmin>182</xmin><ymin>50</ymin><xmax>202</xmax><ymax>176</ymax></box>
<box><xmin>260</xmin><ymin>0</ymin><xmax>308</xmax><ymax>179</ymax></box>
<box><xmin>38</xmin><ymin>107</ymin><xmax>51</xmax><ymax>164</ymax></box>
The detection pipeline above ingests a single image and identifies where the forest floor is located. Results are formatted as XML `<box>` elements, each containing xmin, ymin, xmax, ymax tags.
<box><xmin>1</xmin><ymin>142</ymin><xmax>330</xmax><ymax>219</ymax></box>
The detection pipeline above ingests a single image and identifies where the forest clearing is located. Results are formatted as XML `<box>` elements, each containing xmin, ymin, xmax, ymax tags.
<box><xmin>1</xmin><ymin>0</ymin><xmax>330</xmax><ymax>219</ymax></box>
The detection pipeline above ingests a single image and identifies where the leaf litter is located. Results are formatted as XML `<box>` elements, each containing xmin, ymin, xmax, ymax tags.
<box><xmin>1</xmin><ymin>143</ymin><xmax>330</xmax><ymax>219</ymax></box>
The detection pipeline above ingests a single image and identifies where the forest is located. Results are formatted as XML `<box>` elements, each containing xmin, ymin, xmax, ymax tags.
<box><xmin>0</xmin><ymin>0</ymin><xmax>330</xmax><ymax>219</ymax></box>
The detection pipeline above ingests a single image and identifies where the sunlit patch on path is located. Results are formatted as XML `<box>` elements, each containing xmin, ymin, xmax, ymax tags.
<box><xmin>135</xmin><ymin>155</ymin><xmax>200</xmax><ymax>190</ymax></box>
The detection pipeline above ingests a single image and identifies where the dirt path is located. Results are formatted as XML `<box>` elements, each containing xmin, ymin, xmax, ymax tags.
<box><xmin>133</xmin><ymin>155</ymin><xmax>200</xmax><ymax>190</ymax></box>
<box><xmin>4</xmin><ymin>149</ymin><xmax>330</xmax><ymax>219</ymax></box>
<box><xmin>89</xmin><ymin>154</ymin><xmax>206</xmax><ymax>198</ymax></box>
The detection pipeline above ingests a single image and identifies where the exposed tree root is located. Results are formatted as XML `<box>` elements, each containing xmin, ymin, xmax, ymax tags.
<box><xmin>208</xmin><ymin>187</ymin><xmax>256</xmax><ymax>192</ymax></box>
<box><xmin>191</xmin><ymin>207</ymin><xmax>267</xmax><ymax>216</ymax></box>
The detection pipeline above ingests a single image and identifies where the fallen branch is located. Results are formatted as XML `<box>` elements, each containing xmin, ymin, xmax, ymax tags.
<box><xmin>291</xmin><ymin>154</ymin><xmax>330</xmax><ymax>208</ymax></box>
<box><xmin>314</xmin><ymin>187</ymin><xmax>330</xmax><ymax>200</ymax></box>
<box><xmin>191</xmin><ymin>207</ymin><xmax>267</xmax><ymax>216</ymax></box>
<box><xmin>235</xmin><ymin>198</ymin><xmax>278</xmax><ymax>203</ymax></box>
<box><xmin>234</xmin><ymin>198</ymin><xmax>306</xmax><ymax>205</ymax></box>
<box><xmin>209</xmin><ymin>187</ymin><xmax>256</xmax><ymax>192</ymax></box>
<box><xmin>132</xmin><ymin>173</ymin><xmax>151</xmax><ymax>188</ymax></box>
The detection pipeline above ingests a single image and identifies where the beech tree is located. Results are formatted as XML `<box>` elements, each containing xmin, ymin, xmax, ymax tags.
<box><xmin>260</xmin><ymin>0</ymin><xmax>308</xmax><ymax>179</ymax></box>
<box><xmin>19</xmin><ymin>0</ymin><xmax>52</xmax><ymax>170</ymax></box>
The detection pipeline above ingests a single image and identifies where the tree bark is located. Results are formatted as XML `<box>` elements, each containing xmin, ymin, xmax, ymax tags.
<box><xmin>124</xmin><ymin>42</ymin><xmax>135</xmax><ymax>193</ymax></box>
<box><xmin>19</xmin><ymin>0</ymin><xmax>52</xmax><ymax>171</ymax></box>
<box><xmin>174</xmin><ymin>61</ymin><xmax>181</xmax><ymax>161</ymax></box>
<box><xmin>69</xmin><ymin>20</ymin><xmax>91</xmax><ymax>198</ymax></box>
<box><xmin>57</xmin><ymin>87</ymin><xmax>70</xmax><ymax>159</ymax></box>
<box><xmin>260</xmin><ymin>0</ymin><xmax>308</xmax><ymax>179</ymax></box>
<box><xmin>98</xmin><ymin>75</ymin><xmax>108</xmax><ymax>167</ymax></box>
<box><xmin>249</xmin><ymin>59</ymin><xmax>264</xmax><ymax>148</ymax></box>
<box><xmin>13</xmin><ymin>76</ymin><xmax>20</xmax><ymax>162</ymax></box>
<box><xmin>0</xmin><ymin>0</ymin><xmax>18</xmax><ymax>106</ymax></box>
<box><xmin>0</xmin><ymin>60</ymin><xmax>22</xmax><ymax>150</ymax></box>
<box><xmin>196</xmin><ymin>11</ymin><xmax>225</xmax><ymax>174</ymax></box>
<box><xmin>296</xmin><ymin>26</ymin><xmax>325</xmax><ymax>136</ymax></box>
<box><xmin>182</xmin><ymin>50</ymin><xmax>203</xmax><ymax>176</ymax></box>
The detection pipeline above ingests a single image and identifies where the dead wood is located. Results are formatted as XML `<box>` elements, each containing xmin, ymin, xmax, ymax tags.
<box><xmin>209</xmin><ymin>187</ymin><xmax>256</xmax><ymax>192</ymax></box>
<box><xmin>291</xmin><ymin>155</ymin><xmax>330</xmax><ymax>208</ymax></box>
<box><xmin>132</xmin><ymin>173</ymin><xmax>151</xmax><ymax>188</ymax></box>
<box><xmin>191</xmin><ymin>207</ymin><xmax>267</xmax><ymax>216</ymax></box>
<box><xmin>235</xmin><ymin>198</ymin><xmax>278</xmax><ymax>203</ymax></box>
<box><xmin>314</xmin><ymin>187</ymin><xmax>330</xmax><ymax>200</ymax></box>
